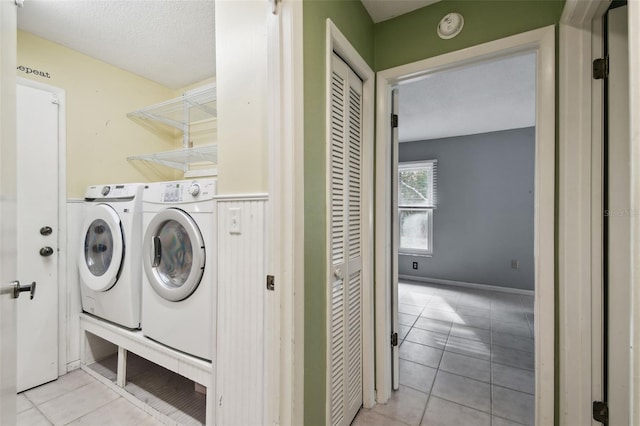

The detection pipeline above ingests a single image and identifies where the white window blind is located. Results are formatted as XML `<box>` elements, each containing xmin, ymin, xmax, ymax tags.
<box><xmin>398</xmin><ymin>160</ymin><xmax>437</xmax><ymax>255</ymax></box>
<box><xmin>398</xmin><ymin>160</ymin><xmax>437</xmax><ymax>208</ymax></box>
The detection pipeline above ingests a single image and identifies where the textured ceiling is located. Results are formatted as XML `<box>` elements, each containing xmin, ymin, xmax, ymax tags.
<box><xmin>17</xmin><ymin>0</ymin><xmax>215</xmax><ymax>89</ymax></box>
<box><xmin>361</xmin><ymin>0</ymin><xmax>440</xmax><ymax>23</ymax></box>
<box><xmin>399</xmin><ymin>53</ymin><xmax>536</xmax><ymax>142</ymax></box>
<box><xmin>17</xmin><ymin>0</ymin><xmax>534</xmax><ymax>135</ymax></box>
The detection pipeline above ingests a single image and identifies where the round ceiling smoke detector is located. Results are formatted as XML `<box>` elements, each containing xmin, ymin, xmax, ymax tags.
<box><xmin>437</xmin><ymin>12</ymin><xmax>464</xmax><ymax>39</ymax></box>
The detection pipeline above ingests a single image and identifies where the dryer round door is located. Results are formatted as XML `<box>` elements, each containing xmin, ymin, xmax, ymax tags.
<box><xmin>79</xmin><ymin>204</ymin><xmax>124</xmax><ymax>292</ymax></box>
<box><xmin>143</xmin><ymin>208</ymin><xmax>205</xmax><ymax>302</ymax></box>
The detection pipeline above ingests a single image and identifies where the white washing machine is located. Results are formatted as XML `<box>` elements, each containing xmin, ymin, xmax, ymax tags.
<box><xmin>79</xmin><ymin>183</ymin><xmax>143</xmax><ymax>329</ymax></box>
<box><xmin>141</xmin><ymin>179</ymin><xmax>217</xmax><ymax>360</ymax></box>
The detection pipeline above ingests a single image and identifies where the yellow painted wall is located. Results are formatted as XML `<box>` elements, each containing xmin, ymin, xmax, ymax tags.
<box><xmin>214</xmin><ymin>0</ymin><xmax>268</xmax><ymax>194</ymax></box>
<box><xmin>17</xmin><ymin>30</ymin><xmax>180</xmax><ymax>198</ymax></box>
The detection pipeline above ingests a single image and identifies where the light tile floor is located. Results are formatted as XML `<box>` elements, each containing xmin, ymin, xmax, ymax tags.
<box><xmin>354</xmin><ymin>280</ymin><xmax>535</xmax><ymax>426</ymax></box>
<box><xmin>17</xmin><ymin>369</ymin><xmax>165</xmax><ymax>425</ymax></box>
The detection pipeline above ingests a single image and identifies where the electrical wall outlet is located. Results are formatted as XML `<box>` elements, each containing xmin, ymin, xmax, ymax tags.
<box><xmin>511</xmin><ymin>259</ymin><xmax>519</xmax><ymax>269</ymax></box>
<box><xmin>412</xmin><ymin>262</ymin><xmax>418</xmax><ymax>270</ymax></box>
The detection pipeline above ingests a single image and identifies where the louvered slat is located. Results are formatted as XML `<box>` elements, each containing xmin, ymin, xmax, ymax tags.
<box><xmin>330</xmin><ymin>66</ymin><xmax>347</xmax><ymax>426</ymax></box>
<box><xmin>331</xmin><ymin>71</ymin><xmax>345</xmax><ymax>267</ymax></box>
<box><xmin>348</xmin><ymin>87</ymin><xmax>362</xmax><ymax>260</ymax></box>
<box><xmin>346</xmin><ymin>270</ymin><xmax>362</xmax><ymax>406</ymax></box>
<box><xmin>330</xmin><ymin>279</ymin><xmax>345</xmax><ymax>426</ymax></box>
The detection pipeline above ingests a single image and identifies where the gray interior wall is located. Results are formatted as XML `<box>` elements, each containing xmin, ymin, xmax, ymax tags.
<box><xmin>398</xmin><ymin>127</ymin><xmax>535</xmax><ymax>291</ymax></box>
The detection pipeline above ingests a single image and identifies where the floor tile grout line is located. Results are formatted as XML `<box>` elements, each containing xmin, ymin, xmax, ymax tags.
<box><xmin>28</xmin><ymin>379</ymin><xmax>98</xmax><ymax>413</ymax></box>
<box><xmin>426</xmin><ymin>394</ymin><xmax>494</xmax><ymax>418</ymax></box>
<box><xmin>369</xmin><ymin>407</ymin><xmax>414</xmax><ymax>426</ymax></box>
<box><xmin>491</xmin><ymin>355</ymin><xmax>535</xmax><ymax>371</ymax></box>
<box><xmin>493</xmin><ymin>413</ymin><xmax>529</xmax><ymax>426</ymax></box>
<box><xmin>431</xmin><ymin>360</ymin><xmax>492</xmax><ymax>386</ymax></box>
<box><xmin>61</xmin><ymin>395</ymin><xmax>123</xmax><ymax>426</ymax></box>
<box><xmin>20</xmin><ymin>392</ymin><xmax>36</xmax><ymax>410</ymax></box>
<box><xmin>491</xmin><ymin>382</ymin><xmax>535</xmax><ymax>397</ymax></box>
<box><xmin>418</xmin><ymin>311</ymin><xmax>454</xmax><ymax>425</ymax></box>
<box><xmin>22</xmin><ymin>395</ymin><xmax>55</xmax><ymax>426</ymax></box>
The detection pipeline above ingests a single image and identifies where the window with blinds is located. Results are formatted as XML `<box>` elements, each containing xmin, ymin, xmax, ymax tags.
<box><xmin>398</xmin><ymin>160</ymin><xmax>437</xmax><ymax>255</ymax></box>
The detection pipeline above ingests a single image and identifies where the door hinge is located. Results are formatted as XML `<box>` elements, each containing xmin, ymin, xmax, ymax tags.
<box><xmin>593</xmin><ymin>400</ymin><xmax>608</xmax><ymax>424</ymax></box>
<box><xmin>593</xmin><ymin>57</ymin><xmax>609</xmax><ymax>80</ymax></box>
<box><xmin>266</xmin><ymin>275</ymin><xmax>275</xmax><ymax>291</ymax></box>
<box><xmin>15</xmin><ymin>0</ymin><xmax>24</xmax><ymax>7</ymax></box>
<box><xmin>391</xmin><ymin>114</ymin><xmax>398</xmax><ymax>128</ymax></box>
<box><xmin>269</xmin><ymin>0</ymin><xmax>280</xmax><ymax>14</ymax></box>
<box><xmin>51</xmin><ymin>95</ymin><xmax>60</xmax><ymax>105</ymax></box>
<box><xmin>391</xmin><ymin>332</ymin><xmax>399</xmax><ymax>347</ymax></box>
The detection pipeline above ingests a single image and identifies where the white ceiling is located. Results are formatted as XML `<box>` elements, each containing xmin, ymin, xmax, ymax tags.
<box><xmin>398</xmin><ymin>53</ymin><xmax>536</xmax><ymax>142</ymax></box>
<box><xmin>360</xmin><ymin>0</ymin><xmax>440</xmax><ymax>23</ymax></box>
<box><xmin>17</xmin><ymin>0</ymin><xmax>215</xmax><ymax>89</ymax></box>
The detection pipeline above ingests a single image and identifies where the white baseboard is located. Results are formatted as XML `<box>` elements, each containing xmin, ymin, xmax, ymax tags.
<box><xmin>66</xmin><ymin>360</ymin><xmax>81</xmax><ymax>373</ymax></box>
<box><xmin>398</xmin><ymin>274</ymin><xmax>534</xmax><ymax>296</ymax></box>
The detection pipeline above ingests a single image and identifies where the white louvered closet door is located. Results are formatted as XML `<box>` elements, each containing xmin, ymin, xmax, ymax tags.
<box><xmin>328</xmin><ymin>52</ymin><xmax>363</xmax><ymax>426</ymax></box>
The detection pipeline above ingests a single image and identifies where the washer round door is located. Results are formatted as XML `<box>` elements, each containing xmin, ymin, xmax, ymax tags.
<box><xmin>78</xmin><ymin>204</ymin><xmax>124</xmax><ymax>292</ymax></box>
<box><xmin>143</xmin><ymin>208</ymin><xmax>205</xmax><ymax>302</ymax></box>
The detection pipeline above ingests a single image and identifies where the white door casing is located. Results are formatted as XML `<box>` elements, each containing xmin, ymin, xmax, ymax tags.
<box><xmin>390</xmin><ymin>88</ymin><xmax>400</xmax><ymax>391</ymax></box>
<box><xmin>0</xmin><ymin>0</ymin><xmax>18</xmax><ymax>422</ymax></box>
<box><xmin>606</xmin><ymin>5</ymin><xmax>630</xmax><ymax>425</ymax></box>
<box><xmin>629</xmin><ymin>1</ymin><xmax>640</xmax><ymax>423</ymax></box>
<box><xmin>327</xmin><ymin>52</ymin><xmax>363</xmax><ymax>426</ymax></box>
<box><xmin>266</xmin><ymin>1</ymin><xmax>305</xmax><ymax>424</ymax></box>
<box><xmin>16</xmin><ymin>83</ymin><xmax>60</xmax><ymax>392</ymax></box>
<box><xmin>375</xmin><ymin>27</ymin><xmax>556</xmax><ymax>425</ymax></box>
<box><xmin>558</xmin><ymin>1</ymin><xmax>610</xmax><ymax>424</ymax></box>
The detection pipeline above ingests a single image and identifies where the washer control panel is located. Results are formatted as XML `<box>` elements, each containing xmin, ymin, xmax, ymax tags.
<box><xmin>84</xmin><ymin>183</ymin><xmax>143</xmax><ymax>201</ymax></box>
<box><xmin>144</xmin><ymin>179</ymin><xmax>217</xmax><ymax>204</ymax></box>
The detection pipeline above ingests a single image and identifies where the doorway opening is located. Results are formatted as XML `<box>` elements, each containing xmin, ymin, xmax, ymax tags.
<box><xmin>372</xmin><ymin>26</ymin><xmax>555</xmax><ymax>426</ymax></box>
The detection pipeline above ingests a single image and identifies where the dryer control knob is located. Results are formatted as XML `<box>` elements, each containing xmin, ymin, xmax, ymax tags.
<box><xmin>189</xmin><ymin>183</ymin><xmax>201</xmax><ymax>197</ymax></box>
<box><xmin>101</xmin><ymin>186</ymin><xmax>111</xmax><ymax>196</ymax></box>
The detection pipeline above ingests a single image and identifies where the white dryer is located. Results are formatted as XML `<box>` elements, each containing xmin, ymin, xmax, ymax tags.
<box><xmin>141</xmin><ymin>179</ymin><xmax>217</xmax><ymax>360</ymax></box>
<box><xmin>79</xmin><ymin>183</ymin><xmax>143</xmax><ymax>329</ymax></box>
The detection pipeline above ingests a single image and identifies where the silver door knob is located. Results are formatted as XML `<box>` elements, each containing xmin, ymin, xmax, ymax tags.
<box><xmin>334</xmin><ymin>267</ymin><xmax>344</xmax><ymax>280</ymax></box>
<box><xmin>39</xmin><ymin>246</ymin><xmax>54</xmax><ymax>257</ymax></box>
<box><xmin>12</xmin><ymin>281</ymin><xmax>36</xmax><ymax>300</ymax></box>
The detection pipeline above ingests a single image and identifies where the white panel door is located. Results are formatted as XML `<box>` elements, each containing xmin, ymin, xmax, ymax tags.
<box><xmin>16</xmin><ymin>83</ymin><xmax>59</xmax><ymax>392</ymax></box>
<box><xmin>0</xmin><ymin>0</ymin><xmax>18</xmax><ymax>421</ymax></box>
<box><xmin>328</xmin><ymin>52</ymin><xmax>363</xmax><ymax>426</ymax></box>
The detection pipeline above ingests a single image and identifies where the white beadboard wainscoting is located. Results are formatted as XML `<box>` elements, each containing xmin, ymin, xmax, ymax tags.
<box><xmin>66</xmin><ymin>199</ymin><xmax>86</xmax><ymax>371</ymax></box>
<box><xmin>216</xmin><ymin>196</ymin><xmax>267</xmax><ymax>426</ymax></box>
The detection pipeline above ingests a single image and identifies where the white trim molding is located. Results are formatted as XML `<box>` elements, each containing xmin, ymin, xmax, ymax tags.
<box><xmin>398</xmin><ymin>275</ymin><xmax>535</xmax><ymax>296</ymax></box>
<box><xmin>375</xmin><ymin>26</ymin><xmax>556</xmax><ymax>425</ymax></box>
<box><xmin>267</xmin><ymin>0</ymin><xmax>305</xmax><ymax>425</ymax></box>
<box><xmin>324</xmin><ymin>19</ymin><xmax>376</xmax><ymax>417</ymax></box>
<box><xmin>558</xmin><ymin>1</ymin><xmax>609</xmax><ymax>424</ymax></box>
<box><xmin>629</xmin><ymin>1</ymin><xmax>640</xmax><ymax>424</ymax></box>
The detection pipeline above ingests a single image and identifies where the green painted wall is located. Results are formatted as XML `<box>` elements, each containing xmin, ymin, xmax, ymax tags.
<box><xmin>303</xmin><ymin>0</ymin><xmax>564</xmax><ymax>424</ymax></box>
<box><xmin>303</xmin><ymin>1</ymin><xmax>374</xmax><ymax>425</ymax></box>
<box><xmin>375</xmin><ymin>0</ymin><xmax>565</xmax><ymax>71</ymax></box>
